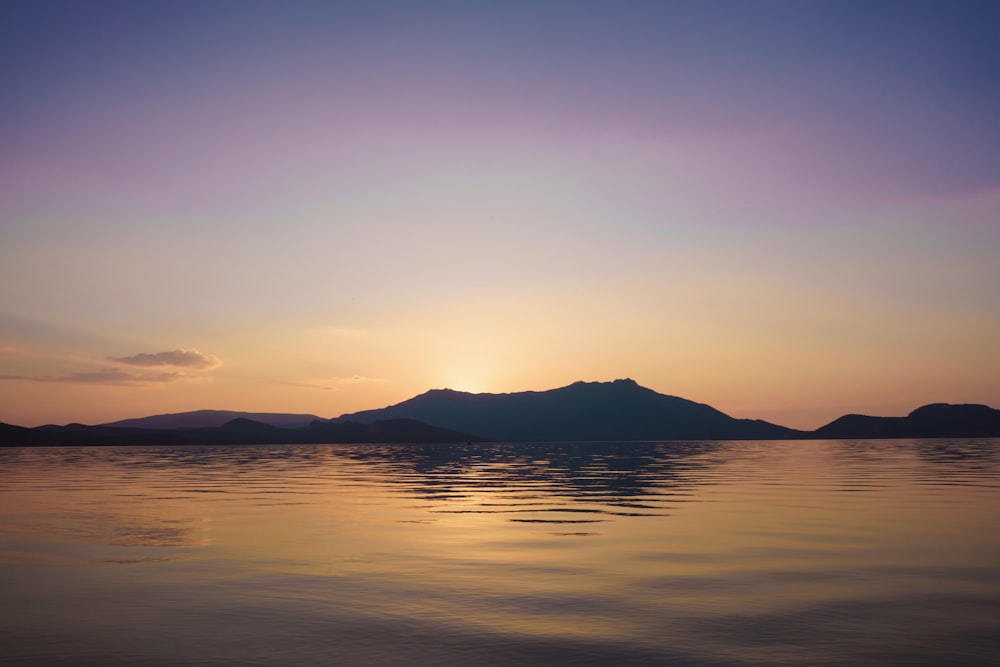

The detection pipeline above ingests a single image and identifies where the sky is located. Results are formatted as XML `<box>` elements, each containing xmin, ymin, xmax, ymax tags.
<box><xmin>2</xmin><ymin>0</ymin><xmax>999</xmax><ymax>429</ymax></box>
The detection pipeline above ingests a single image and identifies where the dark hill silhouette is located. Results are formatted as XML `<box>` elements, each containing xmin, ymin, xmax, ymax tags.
<box><xmin>333</xmin><ymin>379</ymin><xmax>801</xmax><ymax>441</ymax></box>
<box><xmin>4</xmin><ymin>385</ymin><xmax>998</xmax><ymax>446</ymax></box>
<box><xmin>306</xmin><ymin>418</ymin><xmax>482</xmax><ymax>444</ymax></box>
<box><xmin>0</xmin><ymin>417</ymin><xmax>479</xmax><ymax>446</ymax></box>
<box><xmin>25</xmin><ymin>422</ymin><xmax>195</xmax><ymax>446</ymax></box>
<box><xmin>101</xmin><ymin>409</ymin><xmax>322</xmax><ymax>429</ymax></box>
<box><xmin>814</xmin><ymin>403</ymin><xmax>1000</xmax><ymax>439</ymax></box>
<box><xmin>0</xmin><ymin>421</ymin><xmax>49</xmax><ymax>445</ymax></box>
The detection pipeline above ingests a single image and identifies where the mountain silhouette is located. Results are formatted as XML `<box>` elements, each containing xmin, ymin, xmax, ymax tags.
<box><xmin>0</xmin><ymin>417</ymin><xmax>478</xmax><ymax>446</ymax></box>
<box><xmin>3</xmin><ymin>382</ymin><xmax>998</xmax><ymax>446</ymax></box>
<box><xmin>333</xmin><ymin>379</ymin><xmax>801</xmax><ymax>441</ymax></box>
<box><xmin>814</xmin><ymin>403</ymin><xmax>1000</xmax><ymax>439</ymax></box>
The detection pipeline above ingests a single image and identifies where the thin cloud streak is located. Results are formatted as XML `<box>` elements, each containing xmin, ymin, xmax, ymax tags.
<box><xmin>282</xmin><ymin>375</ymin><xmax>385</xmax><ymax>391</ymax></box>
<box><xmin>0</xmin><ymin>369</ymin><xmax>183</xmax><ymax>386</ymax></box>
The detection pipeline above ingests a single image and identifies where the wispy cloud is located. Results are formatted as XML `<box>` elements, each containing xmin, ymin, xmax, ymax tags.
<box><xmin>0</xmin><ymin>369</ymin><xmax>183</xmax><ymax>386</ymax></box>
<box><xmin>111</xmin><ymin>348</ymin><xmax>222</xmax><ymax>369</ymax></box>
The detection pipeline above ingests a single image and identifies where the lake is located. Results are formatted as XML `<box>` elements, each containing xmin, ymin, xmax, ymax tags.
<box><xmin>1</xmin><ymin>439</ymin><xmax>998</xmax><ymax>666</ymax></box>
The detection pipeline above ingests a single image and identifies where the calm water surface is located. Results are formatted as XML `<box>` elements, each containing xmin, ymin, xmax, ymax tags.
<box><xmin>1</xmin><ymin>439</ymin><xmax>998</xmax><ymax>666</ymax></box>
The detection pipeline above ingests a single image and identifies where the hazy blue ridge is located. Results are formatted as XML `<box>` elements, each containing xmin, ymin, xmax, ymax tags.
<box><xmin>101</xmin><ymin>410</ymin><xmax>323</xmax><ymax>430</ymax></box>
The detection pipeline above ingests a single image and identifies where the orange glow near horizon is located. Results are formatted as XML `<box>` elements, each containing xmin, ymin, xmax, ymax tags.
<box><xmin>2</xmin><ymin>5</ymin><xmax>999</xmax><ymax>431</ymax></box>
<box><xmin>2</xmin><ymin>253</ymin><xmax>1000</xmax><ymax>430</ymax></box>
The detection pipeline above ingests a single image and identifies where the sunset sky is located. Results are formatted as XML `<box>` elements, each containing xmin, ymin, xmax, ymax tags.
<box><xmin>2</xmin><ymin>1</ymin><xmax>998</xmax><ymax>429</ymax></box>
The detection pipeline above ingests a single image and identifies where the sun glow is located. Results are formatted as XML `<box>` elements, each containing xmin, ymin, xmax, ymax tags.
<box><xmin>440</xmin><ymin>367</ymin><xmax>493</xmax><ymax>395</ymax></box>
<box><xmin>444</xmin><ymin>380</ymin><xmax>488</xmax><ymax>395</ymax></box>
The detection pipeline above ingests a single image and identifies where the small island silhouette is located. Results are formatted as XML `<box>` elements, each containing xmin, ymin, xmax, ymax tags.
<box><xmin>2</xmin><ymin>379</ymin><xmax>998</xmax><ymax>446</ymax></box>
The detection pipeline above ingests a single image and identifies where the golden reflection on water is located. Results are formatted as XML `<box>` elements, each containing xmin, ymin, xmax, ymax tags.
<box><xmin>1</xmin><ymin>439</ymin><xmax>999</xmax><ymax>665</ymax></box>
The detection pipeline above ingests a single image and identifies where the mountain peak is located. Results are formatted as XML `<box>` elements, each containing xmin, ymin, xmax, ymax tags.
<box><xmin>567</xmin><ymin>378</ymin><xmax>640</xmax><ymax>389</ymax></box>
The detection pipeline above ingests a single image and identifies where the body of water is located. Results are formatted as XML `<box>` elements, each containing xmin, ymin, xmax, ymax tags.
<box><xmin>1</xmin><ymin>439</ymin><xmax>998</xmax><ymax>666</ymax></box>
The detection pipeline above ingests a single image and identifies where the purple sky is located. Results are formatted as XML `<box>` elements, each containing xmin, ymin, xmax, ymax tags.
<box><xmin>2</xmin><ymin>1</ymin><xmax>999</xmax><ymax>428</ymax></box>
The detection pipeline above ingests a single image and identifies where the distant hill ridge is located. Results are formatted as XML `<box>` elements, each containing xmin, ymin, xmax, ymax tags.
<box><xmin>2</xmin><ymin>379</ymin><xmax>999</xmax><ymax>445</ymax></box>
<box><xmin>102</xmin><ymin>409</ymin><xmax>322</xmax><ymax>430</ymax></box>
<box><xmin>0</xmin><ymin>417</ymin><xmax>479</xmax><ymax>446</ymax></box>
<box><xmin>813</xmin><ymin>403</ymin><xmax>1000</xmax><ymax>439</ymax></box>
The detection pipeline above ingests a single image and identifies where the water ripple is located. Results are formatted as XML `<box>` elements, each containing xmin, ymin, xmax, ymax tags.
<box><xmin>1</xmin><ymin>439</ymin><xmax>998</xmax><ymax>666</ymax></box>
